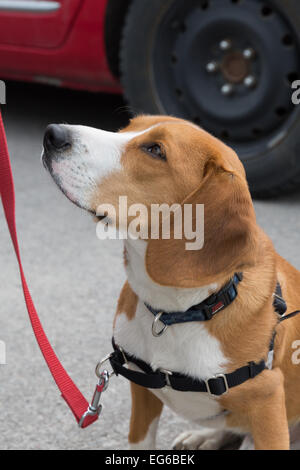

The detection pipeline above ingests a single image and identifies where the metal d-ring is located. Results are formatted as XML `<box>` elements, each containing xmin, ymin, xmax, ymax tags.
<box><xmin>95</xmin><ymin>353</ymin><xmax>115</xmax><ymax>379</ymax></box>
<box><xmin>152</xmin><ymin>311</ymin><xmax>168</xmax><ymax>337</ymax></box>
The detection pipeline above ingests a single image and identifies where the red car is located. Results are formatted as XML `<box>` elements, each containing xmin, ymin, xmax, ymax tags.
<box><xmin>0</xmin><ymin>0</ymin><xmax>299</xmax><ymax>197</ymax></box>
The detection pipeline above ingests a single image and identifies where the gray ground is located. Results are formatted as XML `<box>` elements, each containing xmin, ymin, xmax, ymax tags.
<box><xmin>0</xmin><ymin>82</ymin><xmax>300</xmax><ymax>450</ymax></box>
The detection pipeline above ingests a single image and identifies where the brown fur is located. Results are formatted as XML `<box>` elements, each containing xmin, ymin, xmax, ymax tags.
<box><xmin>128</xmin><ymin>384</ymin><xmax>163</xmax><ymax>445</ymax></box>
<box><xmin>114</xmin><ymin>281</ymin><xmax>137</xmax><ymax>326</ymax></box>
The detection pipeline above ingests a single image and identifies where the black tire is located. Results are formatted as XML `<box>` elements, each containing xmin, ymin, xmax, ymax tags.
<box><xmin>120</xmin><ymin>0</ymin><xmax>300</xmax><ymax>198</ymax></box>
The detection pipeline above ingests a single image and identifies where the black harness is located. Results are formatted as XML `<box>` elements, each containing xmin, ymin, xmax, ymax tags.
<box><xmin>108</xmin><ymin>275</ymin><xmax>299</xmax><ymax>397</ymax></box>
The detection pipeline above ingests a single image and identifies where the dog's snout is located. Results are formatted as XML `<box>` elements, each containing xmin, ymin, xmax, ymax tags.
<box><xmin>44</xmin><ymin>124</ymin><xmax>71</xmax><ymax>152</ymax></box>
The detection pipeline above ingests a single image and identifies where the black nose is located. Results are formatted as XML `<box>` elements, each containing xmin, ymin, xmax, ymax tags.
<box><xmin>44</xmin><ymin>124</ymin><xmax>71</xmax><ymax>152</ymax></box>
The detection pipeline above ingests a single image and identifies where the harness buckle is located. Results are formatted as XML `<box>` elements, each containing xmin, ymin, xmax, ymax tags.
<box><xmin>203</xmin><ymin>301</ymin><xmax>224</xmax><ymax>320</ymax></box>
<box><xmin>78</xmin><ymin>369</ymin><xmax>110</xmax><ymax>428</ymax></box>
<box><xmin>204</xmin><ymin>281</ymin><xmax>238</xmax><ymax>320</ymax></box>
<box><xmin>205</xmin><ymin>374</ymin><xmax>229</xmax><ymax>397</ymax></box>
<box><xmin>220</xmin><ymin>281</ymin><xmax>237</xmax><ymax>308</ymax></box>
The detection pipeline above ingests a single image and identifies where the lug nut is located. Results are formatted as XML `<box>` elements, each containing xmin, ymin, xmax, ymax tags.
<box><xmin>243</xmin><ymin>48</ymin><xmax>255</xmax><ymax>60</ymax></box>
<box><xmin>219</xmin><ymin>39</ymin><xmax>232</xmax><ymax>51</ymax></box>
<box><xmin>244</xmin><ymin>75</ymin><xmax>257</xmax><ymax>88</ymax></box>
<box><xmin>221</xmin><ymin>83</ymin><xmax>234</xmax><ymax>96</ymax></box>
<box><xmin>206</xmin><ymin>61</ymin><xmax>219</xmax><ymax>73</ymax></box>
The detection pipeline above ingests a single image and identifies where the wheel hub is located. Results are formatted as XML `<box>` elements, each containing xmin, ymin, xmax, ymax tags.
<box><xmin>221</xmin><ymin>51</ymin><xmax>250</xmax><ymax>84</ymax></box>
<box><xmin>153</xmin><ymin>0</ymin><xmax>300</xmax><ymax>152</ymax></box>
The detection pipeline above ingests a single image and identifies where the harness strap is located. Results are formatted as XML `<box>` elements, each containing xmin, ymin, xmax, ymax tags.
<box><xmin>280</xmin><ymin>310</ymin><xmax>300</xmax><ymax>321</ymax></box>
<box><xmin>146</xmin><ymin>272</ymin><xmax>243</xmax><ymax>324</ymax></box>
<box><xmin>110</xmin><ymin>281</ymin><xmax>300</xmax><ymax>394</ymax></box>
<box><xmin>110</xmin><ymin>338</ymin><xmax>266</xmax><ymax>396</ymax></box>
<box><xmin>0</xmin><ymin>109</ymin><xmax>97</xmax><ymax>428</ymax></box>
<box><xmin>273</xmin><ymin>282</ymin><xmax>287</xmax><ymax>316</ymax></box>
<box><xmin>267</xmin><ymin>283</ymin><xmax>300</xmax><ymax>368</ymax></box>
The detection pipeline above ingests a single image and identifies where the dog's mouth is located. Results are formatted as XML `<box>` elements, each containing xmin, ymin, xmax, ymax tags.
<box><xmin>42</xmin><ymin>149</ymin><xmax>88</xmax><ymax>212</ymax></box>
<box><xmin>41</xmin><ymin>149</ymin><xmax>49</xmax><ymax>171</ymax></box>
<box><xmin>95</xmin><ymin>214</ymin><xmax>107</xmax><ymax>222</ymax></box>
<box><xmin>42</xmin><ymin>149</ymin><xmax>112</xmax><ymax>223</ymax></box>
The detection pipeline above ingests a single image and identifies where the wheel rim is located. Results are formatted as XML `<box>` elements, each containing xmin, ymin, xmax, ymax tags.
<box><xmin>152</xmin><ymin>0</ymin><xmax>300</xmax><ymax>159</ymax></box>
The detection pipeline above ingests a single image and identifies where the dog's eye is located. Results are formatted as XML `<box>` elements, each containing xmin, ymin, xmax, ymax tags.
<box><xmin>142</xmin><ymin>143</ymin><xmax>166</xmax><ymax>161</ymax></box>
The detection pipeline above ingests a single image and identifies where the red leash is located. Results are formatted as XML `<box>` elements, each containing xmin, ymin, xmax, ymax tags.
<box><xmin>0</xmin><ymin>108</ymin><xmax>101</xmax><ymax>428</ymax></box>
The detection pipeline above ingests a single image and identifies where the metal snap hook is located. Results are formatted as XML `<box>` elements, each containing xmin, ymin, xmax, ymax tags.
<box><xmin>78</xmin><ymin>369</ymin><xmax>110</xmax><ymax>428</ymax></box>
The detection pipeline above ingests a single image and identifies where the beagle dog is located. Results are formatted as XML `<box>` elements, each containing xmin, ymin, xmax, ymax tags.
<box><xmin>42</xmin><ymin>115</ymin><xmax>300</xmax><ymax>450</ymax></box>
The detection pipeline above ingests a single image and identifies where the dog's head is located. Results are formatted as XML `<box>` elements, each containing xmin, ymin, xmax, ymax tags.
<box><xmin>42</xmin><ymin>115</ymin><xmax>258</xmax><ymax>287</ymax></box>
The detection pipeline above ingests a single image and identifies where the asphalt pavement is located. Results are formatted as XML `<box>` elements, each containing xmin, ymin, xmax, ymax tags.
<box><xmin>1</xmin><ymin>81</ymin><xmax>300</xmax><ymax>450</ymax></box>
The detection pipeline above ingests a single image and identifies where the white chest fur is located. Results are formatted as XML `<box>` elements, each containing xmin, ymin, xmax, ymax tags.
<box><xmin>114</xmin><ymin>301</ymin><xmax>229</xmax><ymax>426</ymax></box>
<box><xmin>113</xmin><ymin>239</ymin><xmax>230</xmax><ymax>427</ymax></box>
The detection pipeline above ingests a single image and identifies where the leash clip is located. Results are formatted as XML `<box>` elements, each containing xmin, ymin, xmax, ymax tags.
<box><xmin>78</xmin><ymin>369</ymin><xmax>110</xmax><ymax>428</ymax></box>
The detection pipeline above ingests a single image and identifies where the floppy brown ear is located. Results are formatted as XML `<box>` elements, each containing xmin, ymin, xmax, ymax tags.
<box><xmin>145</xmin><ymin>157</ymin><xmax>258</xmax><ymax>288</ymax></box>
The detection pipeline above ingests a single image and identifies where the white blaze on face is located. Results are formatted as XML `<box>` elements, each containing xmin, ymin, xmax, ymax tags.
<box><xmin>49</xmin><ymin>125</ymin><xmax>133</xmax><ymax>210</ymax></box>
<box><xmin>49</xmin><ymin>124</ymin><xmax>159</xmax><ymax>210</ymax></box>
